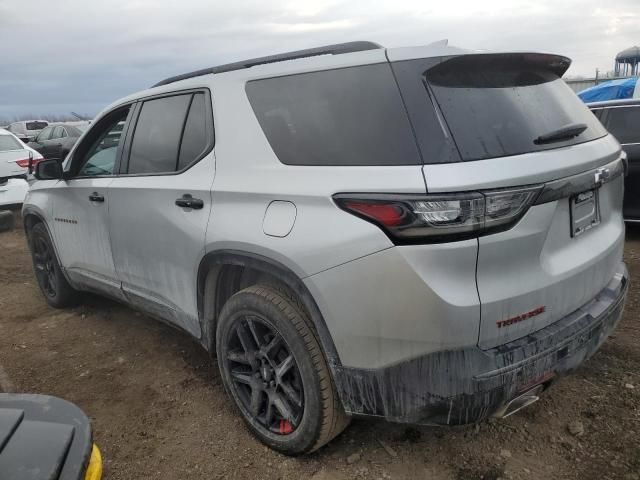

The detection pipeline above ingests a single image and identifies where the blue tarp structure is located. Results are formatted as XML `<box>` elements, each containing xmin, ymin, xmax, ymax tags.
<box><xmin>578</xmin><ymin>77</ymin><xmax>639</xmax><ymax>102</ymax></box>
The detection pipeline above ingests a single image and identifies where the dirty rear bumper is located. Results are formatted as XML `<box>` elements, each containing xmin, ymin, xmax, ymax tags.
<box><xmin>333</xmin><ymin>262</ymin><xmax>628</xmax><ymax>425</ymax></box>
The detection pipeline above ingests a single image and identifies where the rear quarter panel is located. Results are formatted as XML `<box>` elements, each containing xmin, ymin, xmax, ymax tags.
<box><xmin>205</xmin><ymin>69</ymin><xmax>427</xmax><ymax>278</ymax></box>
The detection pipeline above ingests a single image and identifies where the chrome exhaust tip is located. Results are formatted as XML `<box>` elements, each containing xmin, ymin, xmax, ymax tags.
<box><xmin>493</xmin><ymin>384</ymin><xmax>544</xmax><ymax>419</ymax></box>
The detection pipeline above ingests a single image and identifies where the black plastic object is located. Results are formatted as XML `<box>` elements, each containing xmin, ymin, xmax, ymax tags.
<box><xmin>0</xmin><ymin>211</ymin><xmax>15</xmax><ymax>232</ymax></box>
<box><xmin>0</xmin><ymin>394</ymin><xmax>93</xmax><ymax>480</ymax></box>
<box><xmin>175</xmin><ymin>194</ymin><xmax>204</xmax><ymax>209</ymax></box>
<box><xmin>152</xmin><ymin>41</ymin><xmax>383</xmax><ymax>87</ymax></box>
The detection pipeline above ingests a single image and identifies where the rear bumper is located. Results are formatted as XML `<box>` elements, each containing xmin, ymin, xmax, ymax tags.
<box><xmin>0</xmin><ymin>178</ymin><xmax>28</xmax><ymax>207</ymax></box>
<box><xmin>333</xmin><ymin>262</ymin><xmax>628</xmax><ymax>424</ymax></box>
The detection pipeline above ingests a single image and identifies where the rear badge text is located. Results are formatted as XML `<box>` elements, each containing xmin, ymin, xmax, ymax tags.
<box><xmin>497</xmin><ymin>306</ymin><xmax>546</xmax><ymax>329</ymax></box>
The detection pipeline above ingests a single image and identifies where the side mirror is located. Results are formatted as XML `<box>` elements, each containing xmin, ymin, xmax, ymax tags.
<box><xmin>35</xmin><ymin>159</ymin><xmax>64</xmax><ymax>180</ymax></box>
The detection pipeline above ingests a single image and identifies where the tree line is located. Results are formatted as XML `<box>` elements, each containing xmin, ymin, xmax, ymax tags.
<box><xmin>0</xmin><ymin>113</ymin><xmax>92</xmax><ymax>125</ymax></box>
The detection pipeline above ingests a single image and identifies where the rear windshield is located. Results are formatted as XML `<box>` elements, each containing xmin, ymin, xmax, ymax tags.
<box><xmin>26</xmin><ymin>121</ymin><xmax>47</xmax><ymax>130</ymax></box>
<box><xmin>246</xmin><ymin>64</ymin><xmax>421</xmax><ymax>166</ymax></box>
<box><xmin>0</xmin><ymin>135</ymin><xmax>23</xmax><ymax>151</ymax></box>
<box><xmin>424</xmin><ymin>55</ymin><xmax>608</xmax><ymax>161</ymax></box>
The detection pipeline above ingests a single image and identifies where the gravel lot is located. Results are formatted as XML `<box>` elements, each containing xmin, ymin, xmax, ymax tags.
<box><xmin>1</xmin><ymin>221</ymin><xmax>639</xmax><ymax>480</ymax></box>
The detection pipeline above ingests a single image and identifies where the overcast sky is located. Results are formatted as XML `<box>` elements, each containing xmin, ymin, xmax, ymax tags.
<box><xmin>0</xmin><ymin>0</ymin><xmax>637</xmax><ymax>120</ymax></box>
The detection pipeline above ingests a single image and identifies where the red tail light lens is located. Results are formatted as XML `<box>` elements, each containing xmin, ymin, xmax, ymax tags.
<box><xmin>334</xmin><ymin>186</ymin><xmax>541</xmax><ymax>244</ymax></box>
<box><xmin>342</xmin><ymin>201</ymin><xmax>405</xmax><ymax>226</ymax></box>
<box><xmin>14</xmin><ymin>158</ymin><xmax>42</xmax><ymax>169</ymax></box>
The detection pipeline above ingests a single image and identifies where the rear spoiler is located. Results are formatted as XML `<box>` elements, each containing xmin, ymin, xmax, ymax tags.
<box><xmin>426</xmin><ymin>53</ymin><xmax>572</xmax><ymax>87</ymax></box>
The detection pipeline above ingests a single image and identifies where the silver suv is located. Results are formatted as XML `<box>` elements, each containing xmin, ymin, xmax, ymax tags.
<box><xmin>23</xmin><ymin>41</ymin><xmax>628</xmax><ymax>455</ymax></box>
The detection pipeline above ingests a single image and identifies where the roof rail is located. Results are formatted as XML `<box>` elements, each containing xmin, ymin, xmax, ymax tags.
<box><xmin>152</xmin><ymin>41</ymin><xmax>383</xmax><ymax>87</ymax></box>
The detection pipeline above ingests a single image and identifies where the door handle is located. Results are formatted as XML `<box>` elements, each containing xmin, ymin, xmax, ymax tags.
<box><xmin>89</xmin><ymin>192</ymin><xmax>104</xmax><ymax>202</ymax></box>
<box><xmin>175</xmin><ymin>194</ymin><xmax>204</xmax><ymax>210</ymax></box>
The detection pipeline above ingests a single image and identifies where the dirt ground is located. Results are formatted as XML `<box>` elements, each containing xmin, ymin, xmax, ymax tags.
<box><xmin>1</xmin><ymin>222</ymin><xmax>639</xmax><ymax>480</ymax></box>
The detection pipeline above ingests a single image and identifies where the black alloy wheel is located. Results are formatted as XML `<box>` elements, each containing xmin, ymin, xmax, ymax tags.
<box><xmin>216</xmin><ymin>285</ymin><xmax>350</xmax><ymax>455</ymax></box>
<box><xmin>28</xmin><ymin>222</ymin><xmax>79</xmax><ymax>308</ymax></box>
<box><xmin>225</xmin><ymin>315</ymin><xmax>304</xmax><ymax>435</ymax></box>
<box><xmin>32</xmin><ymin>234</ymin><xmax>57</xmax><ymax>298</ymax></box>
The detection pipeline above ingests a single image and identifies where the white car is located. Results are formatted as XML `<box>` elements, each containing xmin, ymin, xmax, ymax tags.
<box><xmin>0</xmin><ymin>129</ymin><xmax>43</xmax><ymax>208</ymax></box>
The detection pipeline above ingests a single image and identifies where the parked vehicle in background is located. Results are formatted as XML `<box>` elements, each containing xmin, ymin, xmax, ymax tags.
<box><xmin>5</xmin><ymin>120</ymin><xmax>48</xmax><ymax>142</ymax></box>
<box><xmin>28</xmin><ymin>123</ymin><xmax>88</xmax><ymax>161</ymax></box>
<box><xmin>589</xmin><ymin>99</ymin><xmax>640</xmax><ymax>221</ymax></box>
<box><xmin>0</xmin><ymin>129</ymin><xmax>43</xmax><ymax>208</ymax></box>
<box><xmin>23</xmin><ymin>41</ymin><xmax>628</xmax><ymax>455</ymax></box>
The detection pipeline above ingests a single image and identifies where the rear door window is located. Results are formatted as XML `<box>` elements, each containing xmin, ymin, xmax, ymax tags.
<box><xmin>178</xmin><ymin>93</ymin><xmax>208</xmax><ymax>170</ymax></box>
<box><xmin>246</xmin><ymin>64</ymin><xmax>421</xmax><ymax>166</ymax></box>
<box><xmin>51</xmin><ymin>126</ymin><xmax>64</xmax><ymax>139</ymax></box>
<box><xmin>36</xmin><ymin>127</ymin><xmax>53</xmax><ymax>142</ymax></box>
<box><xmin>599</xmin><ymin>106</ymin><xmax>640</xmax><ymax>145</ymax></box>
<box><xmin>413</xmin><ymin>54</ymin><xmax>607</xmax><ymax>162</ymax></box>
<box><xmin>128</xmin><ymin>95</ymin><xmax>191</xmax><ymax>174</ymax></box>
<box><xmin>126</xmin><ymin>92</ymin><xmax>212</xmax><ymax>174</ymax></box>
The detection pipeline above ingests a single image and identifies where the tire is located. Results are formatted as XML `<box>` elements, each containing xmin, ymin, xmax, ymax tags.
<box><xmin>0</xmin><ymin>211</ymin><xmax>15</xmax><ymax>232</ymax></box>
<box><xmin>216</xmin><ymin>285</ymin><xmax>349</xmax><ymax>455</ymax></box>
<box><xmin>28</xmin><ymin>222</ymin><xmax>80</xmax><ymax>308</ymax></box>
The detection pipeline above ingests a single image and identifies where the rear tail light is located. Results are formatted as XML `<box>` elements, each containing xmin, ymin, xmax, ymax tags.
<box><xmin>334</xmin><ymin>186</ymin><xmax>541</xmax><ymax>243</ymax></box>
<box><xmin>14</xmin><ymin>158</ymin><xmax>42</xmax><ymax>169</ymax></box>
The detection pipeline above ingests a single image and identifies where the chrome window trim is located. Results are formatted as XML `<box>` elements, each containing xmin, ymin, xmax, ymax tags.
<box><xmin>590</xmin><ymin>104</ymin><xmax>640</xmax><ymax>111</ymax></box>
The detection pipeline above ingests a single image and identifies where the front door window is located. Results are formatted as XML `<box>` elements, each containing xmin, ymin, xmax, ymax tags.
<box><xmin>74</xmin><ymin>108</ymin><xmax>129</xmax><ymax>177</ymax></box>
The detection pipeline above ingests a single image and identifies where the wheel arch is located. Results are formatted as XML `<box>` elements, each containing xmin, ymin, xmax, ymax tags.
<box><xmin>22</xmin><ymin>206</ymin><xmax>74</xmax><ymax>286</ymax></box>
<box><xmin>196</xmin><ymin>249</ymin><xmax>342</xmax><ymax>370</ymax></box>
<box><xmin>22</xmin><ymin>207</ymin><xmax>57</xmax><ymax>246</ymax></box>
<box><xmin>22</xmin><ymin>206</ymin><xmax>46</xmax><ymax>234</ymax></box>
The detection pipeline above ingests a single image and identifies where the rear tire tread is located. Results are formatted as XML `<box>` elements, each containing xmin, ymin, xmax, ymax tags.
<box><xmin>218</xmin><ymin>285</ymin><xmax>349</xmax><ymax>454</ymax></box>
<box><xmin>244</xmin><ymin>285</ymin><xmax>349</xmax><ymax>452</ymax></box>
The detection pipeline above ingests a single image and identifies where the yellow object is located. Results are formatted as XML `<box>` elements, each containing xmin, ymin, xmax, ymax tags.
<box><xmin>84</xmin><ymin>444</ymin><xmax>103</xmax><ymax>480</ymax></box>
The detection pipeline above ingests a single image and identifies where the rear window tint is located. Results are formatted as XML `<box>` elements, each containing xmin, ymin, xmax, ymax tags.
<box><xmin>178</xmin><ymin>93</ymin><xmax>208</xmax><ymax>170</ymax></box>
<box><xmin>26</xmin><ymin>121</ymin><xmax>47</xmax><ymax>130</ymax></box>
<box><xmin>128</xmin><ymin>95</ymin><xmax>191</xmax><ymax>174</ymax></box>
<box><xmin>599</xmin><ymin>106</ymin><xmax>640</xmax><ymax>145</ymax></box>
<box><xmin>0</xmin><ymin>135</ymin><xmax>22</xmax><ymax>151</ymax></box>
<box><xmin>246</xmin><ymin>64</ymin><xmax>421</xmax><ymax>166</ymax></box>
<box><xmin>416</xmin><ymin>55</ymin><xmax>607</xmax><ymax>161</ymax></box>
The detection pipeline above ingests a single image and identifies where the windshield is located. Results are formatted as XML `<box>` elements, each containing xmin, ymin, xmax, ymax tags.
<box><xmin>422</xmin><ymin>54</ymin><xmax>608</xmax><ymax>161</ymax></box>
<box><xmin>0</xmin><ymin>135</ymin><xmax>23</xmax><ymax>152</ymax></box>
